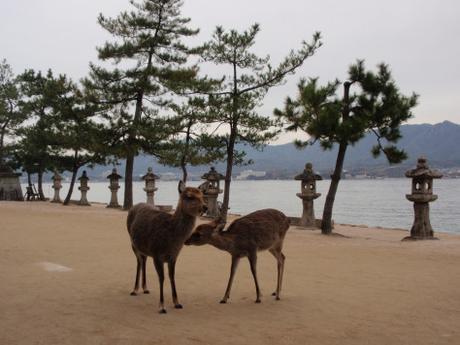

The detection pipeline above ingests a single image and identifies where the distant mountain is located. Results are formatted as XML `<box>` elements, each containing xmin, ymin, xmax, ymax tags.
<box><xmin>85</xmin><ymin>121</ymin><xmax>460</xmax><ymax>180</ymax></box>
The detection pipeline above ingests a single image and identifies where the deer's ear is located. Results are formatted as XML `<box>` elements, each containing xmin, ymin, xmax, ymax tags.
<box><xmin>178</xmin><ymin>181</ymin><xmax>186</xmax><ymax>194</ymax></box>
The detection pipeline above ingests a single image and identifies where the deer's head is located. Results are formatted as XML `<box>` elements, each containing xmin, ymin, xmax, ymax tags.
<box><xmin>177</xmin><ymin>181</ymin><xmax>207</xmax><ymax>216</ymax></box>
<box><xmin>185</xmin><ymin>218</ymin><xmax>225</xmax><ymax>246</ymax></box>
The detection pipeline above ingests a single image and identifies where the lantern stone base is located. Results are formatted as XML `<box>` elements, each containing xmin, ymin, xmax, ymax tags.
<box><xmin>296</xmin><ymin>193</ymin><xmax>321</xmax><ymax>228</ymax></box>
<box><xmin>50</xmin><ymin>190</ymin><xmax>62</xmax><ymax>203</ymax></box>
<box><xmin>402</xmin><ymin>235</ymin><xmax>439</xmax><ymax>241</ymax></box>
<box><xmin>203</xmin><ymin>193</ymin><xmax>220</xmax><ymax>218</ymax></box>
<box><xmin>288</xmin><ymin>217</ymin><xmax>334</xmax><ymax>230</ymax></box>
<box><xmin>78</xmin><ymin>189</ymin><xmax>91</xmax><ymax>206</ymax></box>
<box><xmin>402</xmin><ymin>201</ymin><xmax>438</xmax><ymax>241</ymax></box>
<box><xmin>107</xmin><ymin>189</ymin><xmax>121</xmax><ymax>208</ymax></box>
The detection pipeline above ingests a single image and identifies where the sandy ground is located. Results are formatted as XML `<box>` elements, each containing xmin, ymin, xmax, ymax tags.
<box><xmin>0</xmin><ymin>201</ymin><xmax>459</xmax><ymax>345</ymax></box>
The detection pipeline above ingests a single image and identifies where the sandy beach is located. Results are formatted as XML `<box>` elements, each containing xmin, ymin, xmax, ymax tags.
<box><xmin>0</xmin><ymin>201</ymin><xmax>459</xmax><ymax>345</ymax></box>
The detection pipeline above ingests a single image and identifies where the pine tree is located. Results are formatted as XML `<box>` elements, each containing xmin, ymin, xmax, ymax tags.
<box><xmin>85</xmin><ymin>0</ymin><xmax>202</xmax><ymax>209</ymax></box>
<box><xmin>15</xmin><ymin>69</ymin><xmax>61</xmax><ymax>200</ymax></box>
<box><xmin>156</xmin><ymin>97</ymin><xmax>226</xmax><ymax>182</ymax></box>
<box><xmin>0</xmin><ymin>59</ymin><xmax>25</xmax><ymax>165</ymax></box>
<box><xmin>275</xmin><ymin>60</ymin><xmax>418</xmax><ymax>234</ymax></box>
<box><xmin>198</xmin><ymin>24</ymin><xmax>321</xmax><ymax>220</ymax></box>
<box><xmin>46</xmin><ymin>76</ymin><xmax>108</xmax><ymax>205</ymax></box>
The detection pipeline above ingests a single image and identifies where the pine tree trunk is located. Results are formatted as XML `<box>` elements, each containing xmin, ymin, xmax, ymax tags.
<box><xmin>321</xmin><ymin>143</ymin><xmax>348</xmax><ymax>234</ymax></box>
<box><xmin>180</xmin><ymin>122</ymin><xmax>192</xmax><ymax>184</ymax></box>
<box><xmin>220</xmin><ymin>61</ymin><xmax>239</xmax><ymax>222</ymax></box>
<box><xmin>63</xmin><ymin>166</ymin><xmax>79</xmax><ymax>205</ymax></box>
<box><xmin>0</xmin><ymin>124</ymin><xmax>7</xmax><ymax>164</ymax></box>
<box><xmin>123</xmin><ymin>153</ymin><xmax>134</xmax><ymax>210</ymax></box>
<box><xmin>27</xmin><ymin>171</ymin><xmax>32</xmax><ymax>188</ymax></box>
<box><xmin>181</xmin><ymin>162</ymin><xmax>188</xmax><ymax>184</ymax></box>
<box><xmin>220</xmin><ymin>134</ymin><xmax>236</xmax><ymax>222</ymax></box>
<box><xmin>123</xmin><ymin>91</ymin><xmax>143</xmax><ymax>210</ymax></box>
<box><xmin>26</xmin><ymin>171</ymin><xmax>32</xmax><ymax>201</ymax></box>
<box><xmin>37</xmin><ymin>168</ymin><xmax>45</xmax><ymax>201</ymax></box>
<box><xmin>321</xmin><ymin>81</ymin><xmax>352</xmax><ymax>235</ymax></box>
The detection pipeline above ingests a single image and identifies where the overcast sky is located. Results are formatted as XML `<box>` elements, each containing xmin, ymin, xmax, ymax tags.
<box><xmin>1</xmin><ymin>0</ymin><xmax>459</xmax><ymax>143</ymax></box>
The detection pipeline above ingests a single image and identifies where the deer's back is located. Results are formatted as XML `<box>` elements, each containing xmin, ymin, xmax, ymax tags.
<box><xmin>226</xmin><ymin>209</ymin><xmax>289</xmax><ymax>252</ymax></box>
<box><xmin>127</xmin><ymin>203</ymin><xmax>184</xmax><ymax>261</ymax></box>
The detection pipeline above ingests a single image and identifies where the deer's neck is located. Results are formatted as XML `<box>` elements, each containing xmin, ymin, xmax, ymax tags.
<box><xmin>209</xmin><ymin>233</ymin><xmax>235</xmax><ymax>253</ymax></box>
<box><xmin>172</xmin><ymin>211</ymin><xmax>196</xmax><ymax>236</ymax></box>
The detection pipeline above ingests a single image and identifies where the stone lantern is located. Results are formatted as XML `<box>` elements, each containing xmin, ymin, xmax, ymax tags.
<box><xmin>51</xmin><ymin>170</ymin><xmax>63</xmax><ymax>203</ymax></box>
<box><xmin>404</xmin><ymin>157</ymin><xmax>442</xmax><ymax>240</ymax></box>
<box><xmin>107</xmin><ymin>168</ymin><xmax>122</xmax><ymax>208</ymax></box>
<box><xmin>0</xmin><ymin>164</ymin><xmax>23</xmax><ymax>201</ymax></box>
<box><xmin>200</xmin><ymin>167</ymin><xmax>225</xmax><ymax>218</ymax></box>
<box><xmin>142</xmin><ymin>167</ymin><xmax>159</xmax><ymax>205</ymax></box>
<box><xmin>295</xmin><ymin>163</ymin><xmax>322</xmax><ymax>227</ymax></box>
<box><xmin>78</xmin><ymin>170</ymin><xmax>91</xmax><ymax>206</ymax></box>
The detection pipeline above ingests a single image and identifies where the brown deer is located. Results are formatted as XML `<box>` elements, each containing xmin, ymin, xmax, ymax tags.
<box><xmin>185</xmin><ymin>209</ymin><xmax>290</xmax><ymax>304</ymax></box>
<box><xmin>127</xmin><ymin>181</ymin><xmax>206</xmax><ymax>314</ymax></box>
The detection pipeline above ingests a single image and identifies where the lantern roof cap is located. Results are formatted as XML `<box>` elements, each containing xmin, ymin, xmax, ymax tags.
<box><xmin>294</xmin><ymin>163</ymin><xmax>322</xmax><ymax>181</ymax></box>
<box><xmin>107</xmin><ymin>168</ymin><xmax>122</xmax><ymax>179</ymax></box>
<box><xmin>405</xmin><ymin>157</ymin><xmax>443</xmax><ymax>179</ymax></box>
<box><xmin>202</xmin><ymin>167</ymin><xmax>225</xmax><ymax>181</ymax></box>
<box><xmin>142</xmin><ymin>167</ymin><xmax>159</xmax><ymax>180</ymax></box>
<box><xmin>78</xmin><ymin>170</ymin><xmax>89</xmax><ymax>181</ymax></box>
<box><xmin>52</xmin><ymin>170</ymin><xmax>62</xmax><ymax>180</ymax></box>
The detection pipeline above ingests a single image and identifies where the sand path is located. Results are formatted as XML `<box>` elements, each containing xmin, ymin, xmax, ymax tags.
<box><xmin>1</xmin><ymin>202</ymin><xmax>459</xmax><ymax>345</ymax></box>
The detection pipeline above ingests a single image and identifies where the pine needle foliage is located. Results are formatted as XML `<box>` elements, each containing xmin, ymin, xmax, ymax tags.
<box><xmin>198</xmin><ymin>24</ymin><xmax>322</xmax><ymax>220</ymax></box>
<box><xmin>85</xmin><ymin>0</ymin><xmax>202</xmax><ymax>209</ymax></box>
<box><xmin>275</xmin><ymin>60</ymin><xmax>418</xmax><ymax>234</ymax></box>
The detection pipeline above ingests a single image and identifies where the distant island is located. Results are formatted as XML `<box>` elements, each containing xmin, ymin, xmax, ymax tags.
<box><xmin>50</xmin><ymin>121</ymin><xmax>460</xmax><ymax>182</ymax></box>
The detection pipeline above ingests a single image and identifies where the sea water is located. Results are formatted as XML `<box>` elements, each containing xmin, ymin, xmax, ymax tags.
<box><xmin>33</xmin><ymin>178</ymin><xmax>459</xmax><ymax>234</ymax></box>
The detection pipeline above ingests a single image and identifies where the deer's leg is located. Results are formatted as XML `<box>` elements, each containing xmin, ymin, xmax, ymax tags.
<box><xmin>168</xmin><ymin>259</ymin><xmax>182</xmax><ymax>309</ymax></box>
<box><xmin>269</xmin><ymin>248</ymin><xmax>285</xmax><ymax>300</ymax></box>
<box><xmin>220</xmin><ymin>256</ymin><xmax>240</xmax><ymax>304</ymax></box>
<box><xmin>153</xmin><ymin>258</ymin><xmax>166</xmax><ymax>314</ymax></box>
<box><xmin>141</xmin><ymin>255</ymin><xmax>149</xmax><ymax>294</ymax></box>
<box><xmin>248</xmin><ymin>252</ymin><xmax>261</xmax><ymax>303</ymax></box>
<box><xmin>279</xmin><ymin>252</ymin><xmax>286</xmax><ymax>296</ymax></box>
<box><xmin>130</xmin><ymin>247</ymin><xmax>142</xmax><ymax>296</ymax></box>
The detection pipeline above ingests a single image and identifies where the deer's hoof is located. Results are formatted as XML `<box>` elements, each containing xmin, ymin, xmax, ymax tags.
<box><xmin>143</xmin><ymin>290</ymin><xmax>150</xmax><ymax>294</ymax></box>
<box><xmin>275</xmin><ymin>296</ymin><xmax>281</xmax><ymax>301</ymax></box>
<box><xmin>130</xmin><ymin>292</ymin><xmax>137</xmax><ymax>296</ymax></box>
<box><xmin>159</xmin><ymin>309</ymin><xmax>167</xmax><ymax>314</ymax></box>
<box><xmin>219</xmin><ymin>300</ymin><xmax>227</xmax><ymax>304</ymax></box>
<box><xmin>174</xmin><ymin>304</ymin><xmax>183</xmax><ymax>309</ymax></box>
<box><xmin>255</xmin><ymin>299</ymin><xmax>261</xmax><ymax>304</ymax></box>
<box><xmin>271</xmin><ymin>292</ymin><xmax>276</xmax><ymax>296</ymax></box>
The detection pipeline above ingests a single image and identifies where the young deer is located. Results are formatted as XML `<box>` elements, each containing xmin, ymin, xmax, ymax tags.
<box><xmin>127</xmin><ymin>181</ymin><xmax>206</xmax><ymax>314</ymax></box>
<box><xmin>185</xmin><ymin>208</ymin><xmax>290</xmax><ymax>304</ymax></box>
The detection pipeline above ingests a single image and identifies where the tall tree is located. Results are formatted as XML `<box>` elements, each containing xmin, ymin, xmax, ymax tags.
<box><xmin>157</xmin><ymin>97</ymin><xmax>226</xmax><ymax>183</ymax></box>
<box><xmin>85</xmin><ymin>0</ymin><xmax>203</xmax><ymax>209</ymax></box>
<box><xmin>15</xmin><ymin>69</ymin><xmax>61</xmax><ymax>200</ymax></box>
<box><xmin>275</xmin><ymin>60</ymin><xmax>418</xmax><ymax>234</ymax></box>
<box><xmin>13</xmin><ymin>126</ymin><xmax>55</xmax><ymax>200</ymax></box>
<box><xmin>47</xmin><ymin>77</ymin><xmax>109</xmax><ymax>205</ymax></box>
<box><xmin>0</xmin><ymin>59</ymin><xmax>25</xmax><ymax>164</ymax></box>
<box><xmin>198</xmin><ymin>24</ymin><xmax>322</xmax><ymax>220</ymax></box>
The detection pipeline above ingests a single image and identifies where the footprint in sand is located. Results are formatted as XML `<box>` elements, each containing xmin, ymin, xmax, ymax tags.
<box><xmin>36</xmin><ymin>262</ymin><xmax>73</xmax><ymax>272</ymax></box>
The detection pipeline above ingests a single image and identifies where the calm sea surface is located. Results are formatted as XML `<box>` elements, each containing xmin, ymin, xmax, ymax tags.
<box><xmin>34</xmin><ymin>178</ymin><xmax>460</xmax><ymax>234</ymax></box>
